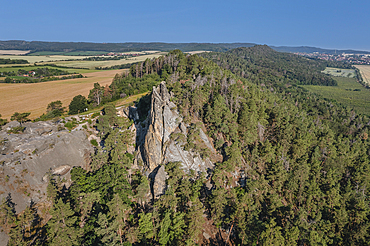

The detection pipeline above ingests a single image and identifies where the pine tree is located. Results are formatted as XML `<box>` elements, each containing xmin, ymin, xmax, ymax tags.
<box><xmin>47</xmin><ymin>198</ymin><xmax>81</xmax><ymax>246</ymax></box>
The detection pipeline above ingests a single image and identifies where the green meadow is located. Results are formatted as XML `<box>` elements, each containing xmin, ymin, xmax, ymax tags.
<box><xmin>303</xmin><ymin>77</ymin><xmax>370</xmax><ymax>115</ymax></box>
<box><xmin>322</xmin><ymin>67</ymin><xmax>356</xmax><ymax>78</ymax></box>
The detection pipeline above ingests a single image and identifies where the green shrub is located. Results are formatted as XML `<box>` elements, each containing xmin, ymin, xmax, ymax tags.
<box><xmin>91</xmin><ymin>112</ymin><xmax>100</xmax><ymax>118</ymax></box>
<box><xmin>90</xmin><ymin>139</ymin><xmax>98</xmax><ymax>146</ymax></box>
<box><xmin>64</xmin><ymin>121</ymin><xmax>75</xmax><ymax>130</ymax></box>
<box><xmin>7</xmin><ymin>126</ymin><xmax>25</xmax><ymax>134</ymax></box>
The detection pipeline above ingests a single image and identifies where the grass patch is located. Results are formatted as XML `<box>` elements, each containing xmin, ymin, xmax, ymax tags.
<box><xmin>303</xmin><ymin>77</ymin><xmax>370</xmax><ymax>115</ymax></box>
<box><xmin>322</xmin><ymin>67</ymin><xmax>356</xmax><ymax>78</ymax></box>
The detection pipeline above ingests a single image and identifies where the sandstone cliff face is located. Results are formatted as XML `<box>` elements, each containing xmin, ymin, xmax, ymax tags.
<box><xmin>138</xmin><ymin>82</ymin><xmax>216</xmax><ymax>198</ymax></box>
<box><xmin>0</xmin><ymin>121</ymin><xmax>93</xmax><ymax>213</ymax></box>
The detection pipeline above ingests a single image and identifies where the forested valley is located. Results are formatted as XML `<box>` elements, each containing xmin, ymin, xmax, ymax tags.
<box><xmin>1</xmin><ymin>47</ymin><xmax>370</xmax><ymax>245</ymax></box>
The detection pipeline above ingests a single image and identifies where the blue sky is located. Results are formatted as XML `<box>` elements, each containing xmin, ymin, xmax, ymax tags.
<box><xmin>2</xmin><ymin>0</ymin><xmax>370</xmax><ymax>50</ymax></box>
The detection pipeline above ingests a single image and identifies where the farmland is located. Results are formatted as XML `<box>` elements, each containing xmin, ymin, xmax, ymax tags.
<box><xmin>28</xmin><ymin>51</ymin><xmax>108</xmax><ymax>56</ymax></box>
<box><xmin>354</xmin><ymin>65</ymin><xmax>370</xmax><ymax>86</ymax></box>
<box><xmin>303</xmin><ymin>77</ymin><xmax>370</xmax><ymax>115</ymax></box>
<box><xmin>0</xmin><ymin>50</ymin><xmax>31</xmax><ymax>55</ymax></box>
<box><xmin>0</xmin><ymin>51</ymin><xmax>166</xmax><ymax>70</ymax></box>
<box><xmin>38</xmin><ymin>52</ymin><xmax>167</xmax><ymax>69</ymax></box>
<box><xmin>0</xmin><ymin>69</ymin><xmax>127</xmax><ymax>119</ymax></box>
<box><xmin>0</xmin><ymin>65</ymin><xmax>96</xmax><ymax>74</ymax></box>
<box><xmin>0</xmin><ymin>54</ymin><xmax>90</xmax><ymax>65</ymax></box>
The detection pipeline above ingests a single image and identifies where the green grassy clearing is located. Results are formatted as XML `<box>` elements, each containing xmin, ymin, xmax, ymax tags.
<box><xmin>322</xmin><ymin>67</ymin><xmax>356</xmax><ymax>78</ymax></box>
<box><xmin>303</xmin><ymin>77</ymin><xmax>370</xmax><ymax>115</ymax></box>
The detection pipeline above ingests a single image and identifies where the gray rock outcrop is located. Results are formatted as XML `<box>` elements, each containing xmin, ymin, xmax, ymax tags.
<box><xmin>0</xmin><ymin>121</ymin><xmax>93</xmax><ymax>213</ymax></box>
<box><xmin>138</xmin><ymin>82</ymin><xmax>216</xmax><ymax>198</ymax></box>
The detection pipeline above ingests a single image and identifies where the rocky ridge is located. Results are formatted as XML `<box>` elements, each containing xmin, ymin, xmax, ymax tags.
<box><xmin>135</xmin><ymin>82</ymin><xmax>216</xmax><ymax>198</ymax></box>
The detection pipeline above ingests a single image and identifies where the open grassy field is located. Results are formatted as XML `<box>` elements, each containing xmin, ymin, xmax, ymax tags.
<box><xmin>303</xmin><ymin>77</ymin><xmax>370</xmax><ymax>115</ymax></box>
<box><xmin>0</xmin><ymin>50</ymin><xmax>30</xmax><ymax>55</ymax></box>
<box><xmin>186</xmin><ymin>51</ymin><xmax>210</xmax><ymax>55</ymax></box>
<box><xmin>38</xmin><ymin>52</ymin><xmax>167</xmax><ymax>69</ymax></box>
<box><xmin>354</xmin><ymin>65</ymin><xmax>370</xmax><ymax>86</ymax></box>
<box><xmin>0</xmin><ymin>69</ymin><xmax>127</xmax><ymax>119</ymax></box>
<box><xmin>0</xmin><ymin>65</ymin><xmax>97</xmax><ymax>74</ymax></box>
<box><xmin>322</xmin><ymin>67</ymin><xmax>356</xmax><ymax>78</ymax></box>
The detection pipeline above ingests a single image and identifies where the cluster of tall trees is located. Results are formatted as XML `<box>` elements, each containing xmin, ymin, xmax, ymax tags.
<box><xmin>0</xmin><ymin>58</ymin><xmax>29</xmax><ymax>64</ymax></box>
<box><xmin>2</xmin><ymin>48</ymin><xmax>370</xmax><ymax>245</ymax></box>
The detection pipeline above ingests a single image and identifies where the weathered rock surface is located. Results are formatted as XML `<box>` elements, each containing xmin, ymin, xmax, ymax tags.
<box><xmin>151</xmin><ymin>165</ymin><xmax>168</xmax><ymax>199</ymax></box>
<box><xmin>0</xmin><ymin>121</ymin><xmax>93</xmax><ymax>213</ymax></box>
<box><xmin>139</xmin><ymin>82</ymin><xmax>216</xmax><ymax>198</ymax></box>
<box><xmin>0</xmin><ymin>230</ymin><xmax>9</xmax><ymax>246</ymax></box>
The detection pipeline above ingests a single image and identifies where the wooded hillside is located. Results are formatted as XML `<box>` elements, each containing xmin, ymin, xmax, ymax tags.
<box><xmin>2</xmin><ymin>48</ymin><xmax>370</xmax><ymax>245</ymax></box>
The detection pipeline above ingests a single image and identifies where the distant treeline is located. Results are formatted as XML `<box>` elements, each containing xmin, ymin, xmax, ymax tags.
<box><xmin>1</xmin><ymin>74</ymin><xmax>84</xmax><ymax>83</ymax></box>
<box><xmin>0</xmin><ymin>40</ymin><xmax>257</xmax><ymax>53</ymax></box>
<box><xmin>0</xmin><ymin>58</ymin><xmax>29</xmax><ymax>64</ymax></box>
<box><xmin>1</xmin><ymin>40</ymin><xmax>370</xmax><ymax>55</ymax></box>
<box><xmin>95</xmin><ymin>62</ymin><xmax>140</xmax><ymax>70</ymax></box>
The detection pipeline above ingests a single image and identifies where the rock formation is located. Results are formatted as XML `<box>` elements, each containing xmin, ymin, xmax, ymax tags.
<box><xmin>138</xmin><ymin>82</ymin><xmax>216</xmax><ymax>198</ymax></box>
<box><xmin>0</xmin><ymin>121</ymin><xmax>93</xmax><ymax>213</ymax></box>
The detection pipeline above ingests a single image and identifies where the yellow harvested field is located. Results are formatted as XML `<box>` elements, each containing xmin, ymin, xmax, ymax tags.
<box><xmin>186</xmin><ymin>51</ymin><xmax>210</xmax><ymax>55</ymax></box>
<box><xmin>355</xmin><ymin>65</ymin><xmax>370</xmax><ymax>86</ymax></box>
<box><xmin>0</xmin><ymin>55</ymin><xmax>90</xmax><ymax>64</ymax></box>
<box><xmin>0</xmin><ymin>50</ymin><xmax>31</xmax><ymax>55</ymax></box>
<box><xmin>0</xmin><ymin>69</ymin><xmax>127</xmax><ymax>119</ymax></box>
<box><xmin>39</xmin><ymin>52</ymin><xmax>167</xmax><ymax>69</ymax></box>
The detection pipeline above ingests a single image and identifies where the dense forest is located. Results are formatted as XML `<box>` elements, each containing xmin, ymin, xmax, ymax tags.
<box><xmin>1</xmin><ymin>48</ymin><xmax>370</xmax><ymax>245</ymax></box>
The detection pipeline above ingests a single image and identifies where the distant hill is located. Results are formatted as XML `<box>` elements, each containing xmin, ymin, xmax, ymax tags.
<box><xmin>0</xmin><ymin>40</ymin><xmax>257</xmax><ymax>53</ymax></box>
<box><xmin>1</xmin><ymin>40</ymin><xmax>369</xmax><ymax>54</ymax></box>
<box><xmin>271</xmin><ymin>45</ymin><xmax>370</xmax><ymax>55</ymax></box>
